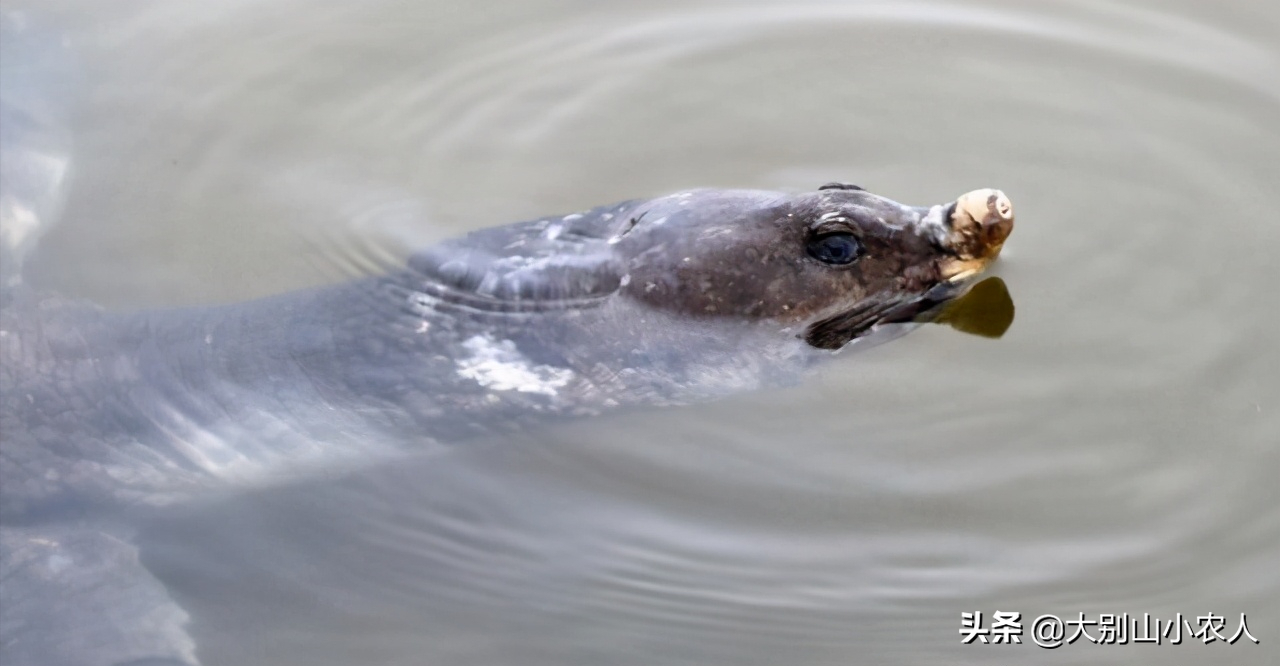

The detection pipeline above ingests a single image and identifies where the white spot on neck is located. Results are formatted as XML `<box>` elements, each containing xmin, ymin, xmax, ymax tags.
<box><xmin>456</xmin><ymin>334</ymin><xmax>573</xmax><ymax>396</ymax></box>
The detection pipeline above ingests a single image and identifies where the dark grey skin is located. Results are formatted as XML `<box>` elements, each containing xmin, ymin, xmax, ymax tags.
<box><xmin>2</xmin><ymin>186</ymin><xmax>1000</xmax><ymax>519</ymax></box>
<box><xmin>0</xmin><ymin>183</ymin><xmax>1013</xmax><ymax>665</ymax></box>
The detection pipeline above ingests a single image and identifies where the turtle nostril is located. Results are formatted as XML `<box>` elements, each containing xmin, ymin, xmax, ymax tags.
<box><xmin>991</xmin><ymin>192</ymin><xmax>1013</xmax><ymax>221</ymax></box>
<box><xmin>981</xmin><ymin>191</ymin><xmax>1014</xmax><ymax>248</ymax></box>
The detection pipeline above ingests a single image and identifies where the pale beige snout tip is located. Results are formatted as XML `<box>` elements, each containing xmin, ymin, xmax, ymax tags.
<box><xmin>953</xmin><ymin>188</ymin><xmax>1014</xmax><ymax>255</ymax></box>
<box><xmin>940</xmin><ymin>188</ymin><xmax>1015</xmax><ymax>281</ymax></box>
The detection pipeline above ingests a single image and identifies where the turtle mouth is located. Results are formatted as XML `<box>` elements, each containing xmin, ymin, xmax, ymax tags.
<box><xmin>802</xmin><ymin>282</ymin><xmax>963</xmax><ymax>350</ymax></box>
<box><xmin>874</xmin><ymin>281</ymin><xmax>972</xmax><ymax>325</ymax></box>
<box><xmin>802</xmin><ymin>277</ymin><xmax>1014</xmax><ymax>350</ymax></box>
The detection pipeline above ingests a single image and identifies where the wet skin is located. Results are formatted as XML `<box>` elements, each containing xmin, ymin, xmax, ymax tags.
<box><xmin>0</xmin><ymin>183</ymin><xmax>1012</xmax><ymax>666</ymax></box>
<box><xmin>2</xmin><ymin>184</ymin><xmax>1014</xmax><ymax>518</ymax></box>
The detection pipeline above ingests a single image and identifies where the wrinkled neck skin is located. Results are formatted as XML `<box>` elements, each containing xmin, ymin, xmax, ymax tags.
<box><xmin>0</xmin><ymin>273</ymin><xmax>831</xmax><ymax>520</ymax></box>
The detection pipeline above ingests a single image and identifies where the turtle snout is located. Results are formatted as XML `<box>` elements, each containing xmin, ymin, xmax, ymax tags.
<box><xmin>955</xmin><ymin>188</ymin><xmax>1014</xmax><ymax>256</ymax></box>
<box><xmin>934</xmin><ymin>188</ymin><xmax>1015</xmax><ymax>281</ymax></box>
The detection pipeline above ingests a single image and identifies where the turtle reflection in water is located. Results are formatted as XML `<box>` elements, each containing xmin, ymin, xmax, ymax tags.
<box><xmin>0</xmin><ymin>21</ymin><xmax>1015</xmax><ymax>666</ymax></box>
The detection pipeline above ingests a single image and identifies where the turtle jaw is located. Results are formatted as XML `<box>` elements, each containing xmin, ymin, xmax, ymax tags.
<box><xmin>924</xmin><ymin>188</ymin><xmax>1015</xmax><ymax>282</ymax></box>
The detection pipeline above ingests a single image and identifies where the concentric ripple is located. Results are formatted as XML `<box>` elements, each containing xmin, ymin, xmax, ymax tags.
<box><xmin>10</xmin><ymin>0</ymin><xmax>1278</xmax><ymax>665</ymax></box>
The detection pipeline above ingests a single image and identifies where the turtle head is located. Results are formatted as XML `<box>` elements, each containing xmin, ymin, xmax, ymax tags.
<box><xmin>614</xmin><ymin>184</ymin><xmax>1014</xmax><ymax>351</ymax></box>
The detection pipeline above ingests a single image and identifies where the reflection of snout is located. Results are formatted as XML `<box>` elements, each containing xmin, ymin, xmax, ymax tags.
<box><xmin>939</xmin><ymin>188</ymin><xmax>1014</xmax><ymax>281</ymax></box>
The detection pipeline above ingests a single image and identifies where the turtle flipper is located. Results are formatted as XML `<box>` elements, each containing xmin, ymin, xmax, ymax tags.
<box><xmin>0</xmin><ymin>526</ymin><xmax>199</xmax><ymax>666</ymax></box>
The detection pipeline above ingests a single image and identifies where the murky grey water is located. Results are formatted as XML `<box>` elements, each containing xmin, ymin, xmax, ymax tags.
<box><xmin>7</xmin><ymin>0</ymin><xmax>1279</xmax><ymax>664</ymax></box>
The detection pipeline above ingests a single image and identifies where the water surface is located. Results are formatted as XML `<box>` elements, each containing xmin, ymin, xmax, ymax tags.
<box><xmin>10</xmin><ymin>0</ymin><xmax>1279</xmax><ymax>664</ymax></box>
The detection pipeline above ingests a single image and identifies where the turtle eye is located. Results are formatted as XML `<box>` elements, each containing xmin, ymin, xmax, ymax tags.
<box><xmin>807</xmin><ymin>232</ymin><xmax>863</xmax><ymax>265</ymax></box>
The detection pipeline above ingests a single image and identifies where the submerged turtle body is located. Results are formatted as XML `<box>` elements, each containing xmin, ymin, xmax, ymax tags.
<box><xmin>1</xmin><ymin>185</ymin><xmax>1014</xmax><ymax>519</ymax></box>
<box><xmin>0</xmin><ymin>183</ymin><xmax>1013</xmax><ymax>666</ymax></box>
<box><xmin>0</xmin><ymin>15</ymin><xmax>1016</xmax><ymax>666</ymax></box>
